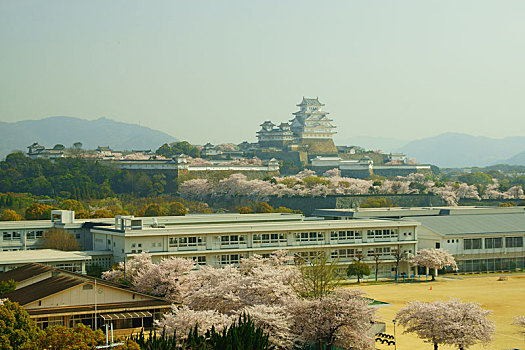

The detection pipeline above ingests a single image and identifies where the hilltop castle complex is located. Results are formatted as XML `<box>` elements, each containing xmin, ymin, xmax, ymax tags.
<box><xmin>256</xmin><ymin>97</ymin><xmax>338</xmax><ymax>155</ymax></box>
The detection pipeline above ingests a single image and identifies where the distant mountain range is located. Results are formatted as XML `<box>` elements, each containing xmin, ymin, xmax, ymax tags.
<box><xmin>337</xmin><ymin>133</ymin><xmax>525</xmax><ymax>167</ymax></box>
<box><xmin>399</xmin><ymin>133</ymin><xmax>525</xmax><ymax>168</ymax></box>
<box><xmin>0</xmin><ymin>116</ymin><xmax>178</xmax><ymax>158</ymax></box>
<box><xmin>335</xmin><ymin>136</ymin><xmax>407</xmax><ymax>152</ymax></box>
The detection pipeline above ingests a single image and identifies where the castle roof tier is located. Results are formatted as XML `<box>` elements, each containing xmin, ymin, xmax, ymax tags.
<box><xmin>297</xmin><ymin>97</ymin><xmax>325</xmax><ymax>107</ymax></box>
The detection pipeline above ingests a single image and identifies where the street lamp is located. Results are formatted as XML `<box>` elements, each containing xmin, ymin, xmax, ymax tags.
<box><xmin>392</xmin><ymin>319</ymin><xmax>397</xmax><ymax>350</ymax></box>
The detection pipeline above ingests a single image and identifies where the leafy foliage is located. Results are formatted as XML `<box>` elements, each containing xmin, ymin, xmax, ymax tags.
<box><xmin>0</xmin><ymin>299</ymin><xmax>41</xmax><ymax>350</ymax></box>
<box><xmin>0</xmin><ymin>280</ymin><xmax>16</xmax><ymax>295</ymax></box>
<box><xmin>156</xmin><ymin>141</ymin><xmax>200</xmax><ymax>158</ymax></box>
<box><xmin>346</xmin><ymin>261</ymin><xmax>370</xmax><ymax>283</ymax></box>
<box><xmin>41</xmin><ymin>228</ymin><xmax>81</xmax><ymax>251</ymax></box>
<box><xmin>35</xmin><ymin>323</ymin><xmax>105</xmax><ymax>350</ymax></box>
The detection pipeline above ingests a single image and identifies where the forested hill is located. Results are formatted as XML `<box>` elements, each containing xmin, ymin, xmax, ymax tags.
<box><xmin>0</xmin><ymin>153</ymin><xmax>175</xmax><ymax>199</ymax></box>
<box><xmin>0</xmin><ymin>116</ymin><xmax>178</xmax><ymax>158</ymax></box>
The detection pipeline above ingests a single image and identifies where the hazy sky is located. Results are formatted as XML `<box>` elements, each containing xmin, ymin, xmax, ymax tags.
<box><xmin>1</xmin><ymin>1</ymin><xmax>525</xmax><ymax>144</ymax></box>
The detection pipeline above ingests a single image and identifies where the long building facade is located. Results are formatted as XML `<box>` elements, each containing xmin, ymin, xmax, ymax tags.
<box><xmin>90</xmin><ymin>214</ymin><xmax>418</xmax><ymax>277</ymax></box>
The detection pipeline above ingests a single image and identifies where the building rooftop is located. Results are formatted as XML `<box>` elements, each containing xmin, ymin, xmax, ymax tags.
<box><xmin>2</xmin><ymin>274</ymin><xmax>84</xmax><ymax>305</ymax></box>
<box><xmin>297</xmin><ymin>97</ymin><xmax>324</xmax><ymax>107</ymax></box>
<box><xmin>312</xmin><ymin>206</ymin><xmax>525</xmax><ymax>219</ymax></box>
<box><xmin>0</xmin><ymin>263</ymin><xmax>54</xmax><ymax>283</ymax></box>
<box><xmin>94</xmin><ymin>217</ymin><xmax>419</xmax><ymax>236</ymax></box>
<box><xmin>405</xmin><ymin>212</ymin><xmax>525</xmax><ymax>236</ymax></box>
<box><xmin>0</xmin><ymin>249</ymin><xmax>92</xmax><ymax>265</ymax></box>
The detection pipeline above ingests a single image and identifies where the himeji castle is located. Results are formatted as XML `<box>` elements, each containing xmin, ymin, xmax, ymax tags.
<box><xmin>256</xmin><ymin>97</ymin><xmax>338</xmax><ymax>154</ymax></box>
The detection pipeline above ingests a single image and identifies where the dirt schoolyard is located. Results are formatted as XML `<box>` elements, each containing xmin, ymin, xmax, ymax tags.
<box><xmin>358</xmin><ymin>274</ymin><xmax>525</xmax><ymax>349</ymax></box>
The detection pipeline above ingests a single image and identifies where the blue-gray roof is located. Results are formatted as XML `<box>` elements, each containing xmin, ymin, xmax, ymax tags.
<box><xmin>409</xmin><ymin>213</ymin><xmax>525</xmax><ymax>236</ymax></box>
<box><xmin>297</xmin><ymin>97</ymin><xmax>324</xmax><ymax>106</ymax></box>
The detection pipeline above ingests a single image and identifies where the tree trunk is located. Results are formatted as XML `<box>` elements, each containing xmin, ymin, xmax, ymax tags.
<box><xmin>431</xmin><ymin>274</ymin><xmax>436</xmax><ymax>281</ymax></box>
<box><xmin>357</xmin><ymin>274</ymin><xmax>360</xmax><ymax>283</ymax></box>
<box><xmin>434</xmin><ymin>342</ymin><xmax>439</xmax><ymax>350</ymax></box>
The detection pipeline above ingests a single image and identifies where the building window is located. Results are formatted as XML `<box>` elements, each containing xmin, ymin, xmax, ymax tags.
<box><xmin>505</xmin><ymin>237</ymin><xmax>523</xmax><ymax>248</ymax></box>
<box><xmin>331</xmin><ymin>248</ymin><xmax>362</xmax><ymax>260</ymax></box>
<box><xmin>169</xmin><ymin>236</ymin><xmax>206</xmax><ymax>248</ymax></box>
<box><xmin>485</xmin><ymin>237</ymin><xmax>502</xmax><ymax>249</ymax></box>
<box><xmin>330</xmin><ymin>230</ymin><xmax>362</xmax><ymax>241</ymax></box>
<box><xmin>367</xmin><ymin>229</ymin><xmax>397</xmax><ymax>239</ymax></box>
<box><xmin>464</xmin><ymin>238</ymin><xmax>482</xmax><ymax>250</ymax></box>
<box><xmin>294</xmin><ymin>232</ymin><xmax>324</xmax><ymax>242</ymax></box>
<box><xmin>219</xmin><ymin>254</ymin><xmax>242</xmax><ymax>265</ymax></box>
<box><xmin>83</xmin><ymin>284</ymin><xmax>93</xmax><ymax>290</ymax></box>
<box><xmin>253</xmin><ymin>233</ymin><xmax>286</xmax><ymax>244</ymax></box>
<box><xmin>220</xmin><ymin>235</ymin><xmax>247</xmax><ymax>246</ymax></box>
<box><xmin>294</xmin><ymin>251</ymin><xmax>324</xmax><ymax>262</ymax></box>
<box><xmin>367</xmin><ymin>247</ymin><xmax>391</xmax><ymax>257</ymax></box>
<box><xmin>190</xmin><ymin>256</ymin><xmax>207</xmax><ymax>265</ymax></box>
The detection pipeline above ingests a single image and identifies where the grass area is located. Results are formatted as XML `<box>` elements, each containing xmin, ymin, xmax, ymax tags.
<box><xmin>356</xmin><ymin>274</ymin><xmax>525</xmax><ymax>349</ymax></box>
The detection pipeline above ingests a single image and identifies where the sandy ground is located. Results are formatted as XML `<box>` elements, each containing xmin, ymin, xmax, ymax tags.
<box><xmin>355</xmin><ymin>274</ymin><xmax>525</xmax><ymax>350</ymax></box>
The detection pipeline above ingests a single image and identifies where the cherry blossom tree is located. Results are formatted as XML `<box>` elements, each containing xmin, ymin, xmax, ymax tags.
<box><xmin>513</xmin><ymin>316</ymin><xmax>525</xmax><ymax>337</ymax></box>
<box><xmin>102</xmin><ymin>252</ymin><xmax>194</xmax><ymax>301</ymax></box>
<box><xmin>411</xmin><ymin>249</ymin><xmax>457</xmax><ymax>280</ymax></box>
<box><xmin>503</xmin><ymin>185</ymin><xmax>525</xmax><ymax>200</ymax></box>
<box><xmin>454</xmin><ymin>183</ymin><xmax>481</xmax><ymax>200</ymax></box>
<box><xmin>290</xmin><ymin>288</ymin><xmax>375</xmax><ymax>350</ymax></box>
<box><xmin>179</xmin><ymin>179</ymin><xmax>211</xmax><ymax>202</ymax></box>
<box><xmin>395</xmin><ymin>299</ymin><xmax>495</xmax><ymax>350</ymax></box>
<box><xmin>243</xmin><ymin>304</ymin><xmax>294</xmax><ymax>349</ymax></box>
<box><xmin>323</xmin><ymin>168</ymin><xmax>341</xmax><ymax>178</ymax></box>
<box><xmin>156</xmin><ymin>305</ymin><xmax>234</xmax><ymax>338</ymax></box>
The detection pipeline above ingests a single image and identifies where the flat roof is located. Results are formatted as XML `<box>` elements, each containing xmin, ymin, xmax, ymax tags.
<box><xmin>312</xmin><ymin>206</ymin><xmax>525</xmax><ymax>219</ymax></box>
<box><xmin>93</xmin><ymin>218</ymin><xmax>419</xmax><ymax>236</ymax></box>
<box><xmin>404</xmin><ymin>213</ymin><xmax>525</xmax><ymax>236</ymax></box>
<box><xmin>0</xmin><ymin>249</ymin><xmax>92</xmax><ymax>265</ymax></box>
<box><xmin>0</xmin><ymin>213</ymin><xmax>304</xmax><ymax>230</ymax></box>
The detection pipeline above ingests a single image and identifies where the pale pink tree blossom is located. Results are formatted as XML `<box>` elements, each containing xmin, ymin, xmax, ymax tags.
<box><xmin>411</xmin><ymin>249</ymin><xmax>457</xmax><ymax>280</ymax></box>
<box><xmin>503</xmin><ymin>185</ymin><xmax>525</xmax><ymax>200</ymax></box>
<box><xmin>395</xmin><ymin>299</ymin><xmax>495</xmax><ymax>350</ymax></box>
<box><xmin>179</xmin><ymin>179</ymin><xmax>211</xmax><ymax>202</ymax></box>
<box><xmin>289</xmin><ymin>288</ymin><xmax>375</xmax><ymax>350</ymax></box>
<box><xmin>156</xmin><ymin>305</ymin><xmax>234</xmax><ymax>338</ymax></box>
<box><xmin>323</xmin><ymin>168</ymin><xmax>341</xmax><ymax>178</ymax></box>
<box><xmin>243</xmin><ymin>304</ymin><xmax>294</xmax><ymax>349</ymax></box>
<box><xmin>513</xmin><ymin>316</ymin><xmax>525</xmax><ymax>337</ymax></box>
<box><xmin>296</xmin><ymin>169</ymin><xmax>316</xmax><ymax>179</ymax></box>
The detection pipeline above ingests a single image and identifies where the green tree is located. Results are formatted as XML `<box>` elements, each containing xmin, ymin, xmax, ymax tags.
<box><xmin>0</xmin><ymin>299</ymin><xmax>41</xmax><ymax>350</ymax></box>
<box><xmin>36</xmin><ymin>323</ymin><xmax>105</xmax><ymax>350</ymax></box>
<box><xmin>0</xmin><ymin>209</ymin><xmax>23</xmax><ymax>221</ymax></box>
<box><xmin>256</xmin><ymin>202</ymin><xmax>274</xmax><ymax>213</ymax></box>
<box><xmin>59</xmin><ymin>199</ymin><xmax>84</xmax><ymax>213</ymax></box>
<box><xmin>41</xmin><ymin>228</ymin><xmax>81</xmax><ymax>251</ymax></box>
<box><xmin>294</xmin><ymin>252</ymin><xmax>343</xmax><ymax>298</ymax></box>
<box><xmin>347</xmin><ymin>261</ymin><xmax>370</xmax><ymax>283</ymax></box>
<box><xmin>91</xmin><ymin>209</ymin><xmax>113</xmax><ymax>218</ymax></box>
<box><xmin>144</xmin><ymin>203</ymin><xmax>165</xmax><ymax>217</ymax></box>
<box><xmin>167</xmin><ymin>202</ymin><xmax>188</xmax><ymax>216</ymax></box>
<box><xmin>0</xmin><ymin>279</ymin><xmax>16</xmax><ymax>294</ymax></box>
<box><xmin>238</xmin><ymin>206</ymin><xmax>254</xmax><ymax>214</ymax></box>
<box><xmin>25</xmin><ymin>203</ymin><xmax>54</xmax><ymax>220</ymax></box>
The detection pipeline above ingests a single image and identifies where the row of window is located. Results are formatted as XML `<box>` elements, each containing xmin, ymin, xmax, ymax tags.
<box><xmin>169</xmin><ymin>236</ymin><xmax>206</xmax><ymax>248</ymax></box>
<box><xmin>464</xmin><ymin>237</ymin><xmax>523</xmax><ymax>250</ymax></box>
<box><xmin>2</xmin><ymin>231</ymin><xmax>44</xmax><ymax>241</ymax></box>
<box><xmin>162</xmin><ymin>229</ymin><xmax>404</xmax><ymax>248</ymax></box>
<box><xmin>253</xmin><ymin>233</ymin><xmax>286</xmax><ymax>244</ymax></box>
<box><xmin>367</xmin><ymin>229</ymin><xmax>398</xmax><ymax>239</ymax></box>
